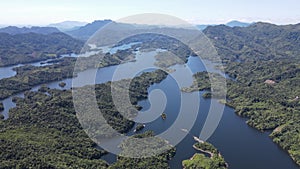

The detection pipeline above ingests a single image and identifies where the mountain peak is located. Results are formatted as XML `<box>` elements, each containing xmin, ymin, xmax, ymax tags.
<box><xmin>226</xmin><ymin>20</ymin><xmax>251</xmax><ymax>27</ymax></box>
<box><xmin>66</xmin><ymin>20</ymin><xmax>112</xmax><ymax>40</ymax></box>
<box><xmin>48</xmin><ymin>21</ymin><xmax>88</xmax><ymax>31</ymax></box>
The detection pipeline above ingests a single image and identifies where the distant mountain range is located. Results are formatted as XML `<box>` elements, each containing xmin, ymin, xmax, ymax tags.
<box><xmin>226</xmin><ymin>20</ymin><xmax>252</xmax><ymax>27</ymax></box>
<box><xmin>197</xmin><ymin>20</ymin><xmax>252</xmax><ymax>30</ymax></box>
<box><xmin>66</xmin><ymin>20</ymin><xmax>112</xmax><ymax>40</ymax></box>
<box><xmin>64</xmin><ymin>20</ymin><xmax>251</xmax><ymax>40</ymax></box>
<box><xmin>48</xmin><ymin>21</ymin><xmax>88</xmax><ymax>31</ymax></box>
<box><xmin>0</xmin><ymin>20</ymin><xmax>270</xmax><ymax>48</ymax></box>
<box><xmin>0</xmin><ymin>20</ymin><xmax>253</xmax><ymax>40</ymax></box>
<box><xmin>0</xmin><ymin>26</ymin><xmax>60</xmax><ymax>35</ymax></box>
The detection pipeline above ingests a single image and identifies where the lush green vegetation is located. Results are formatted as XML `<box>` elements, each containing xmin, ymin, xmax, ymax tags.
<box><xmin>181</xmin><ymin>71</ymin><xmax>226</xmax><ymax>99</ymax></box>
<box><xmin>203</xmin><ymin>22</ymin><xmax>300</xmax><ymax>63</ymax></box>
<box><xmin>183</xmin><ymin>153</ymin><xmax>226</xmax><ymax>169</ymax></box>
<box><xmin>194</xmin><ymin>142</ymin><xmax>219</xmax><ymax>155</ymax></box>
<box><xmin>0</xmin><ymin>57</ymin><xmax>76</xmax><ymax>100</ymax></box>
<box><xmin>0</xmin><ymin>44</ymin><xmax>138</xmax><ymax>100</ymax></box>
<box><xmin>199</xmin><ymin>22</ymin><xmax>300</xmax><ymax>165</ymax></box>
<box><xmin>183</xmin><ymin>22</ymin><xmax>300</xmax><ymax>166</ymax></box>
<box><xmin>110</xmin><ymin>131</ymin><xmax>175</xmax><ymax>169</ymax></box>
<box><xmin>1</xmin><ymin>22</ymin><xmax>299</xmax><ymax>168</ymax></box>
<box><xmin>154</xmin><ymin>51</ymin><xmax>186</xmax><ymax>70</ymax></box>
<box><xmin>182</xmin><ymin>72</ymin><xmax>211</xmax><ymax>92</ymax></box>
<box><xmin>118</xmin><ymin>33</ymin><xmax>196</xmax><ymax>67</ymax></box>
<box><xmin>74</xmin><ymin>70</ymin><xmax>168</xmax><ymax>138</ymax></box>
<box><xmin>224</xmin><ymin>60</ymin><xmax>300</xmax><ymax>165</ymax></box>
<box><xmin>0</xmin><ymin>69</ymin><xmax>169</xmax><ymax>168</ymax></box>
<box><xmin>0</xmin><ymin>32</ymin><xmax>83</xmax><ymax>66</ymax></box>
<box><xmin>182</xmin><ymin>142</ymin><xmax>227</xmax><ymax>169</ymax></box>
<box><xmin>0</xmin><ymin>89</ymin><xmax>108</xmax><ymax>168</ymax></box>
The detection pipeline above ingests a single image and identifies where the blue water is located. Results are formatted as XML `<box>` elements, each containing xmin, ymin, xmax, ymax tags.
<box><xmin>131</xmin><ymin>56</ymin><xmax>299</xmax><ymax>169</ymax></box>
<box><xmin>0</xmin><ymin>65</ymin><xmax>17</xmax><ymax>79</ymax></box>
<box><xmin>0</xmin><ymin>47</ymin><xmax>298</xmax><ymax>169</ymax></box>
<box><xmin>0</xmin><ymin>53</ymin><xmax>78</xmax><ymax>80</ymax></box>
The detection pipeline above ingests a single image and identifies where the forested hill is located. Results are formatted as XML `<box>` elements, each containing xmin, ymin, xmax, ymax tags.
<box><xmin>203</xmin><ymin>22</ymin><xmax>300</xmax><ymax>63</ymax></box>
<box><xmin>0</xmin><ymin>32</ymin><xmax>84</xmax><ymax>66</ymax></box>
<box><xmin>201</xmin><ymin>22</ymin><xmax>300</xmax><ymax>165</ymax></box>
<box><xmin>0</xmin><ymin>26</ymin><xmax>60</xmax><ymax>35</ymax></box>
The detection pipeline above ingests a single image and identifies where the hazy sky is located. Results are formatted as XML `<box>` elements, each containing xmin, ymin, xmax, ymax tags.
<box><xmin>0</xmin><ymin>0</ymin><xmax>299</xmax><ymax>26</ymax></box>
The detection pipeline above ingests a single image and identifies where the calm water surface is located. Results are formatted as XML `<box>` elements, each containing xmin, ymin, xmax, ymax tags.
<box><xmin>0</xmin><ymin>45</ymin><xmax>298</xmax><ymax>169</ymax></box>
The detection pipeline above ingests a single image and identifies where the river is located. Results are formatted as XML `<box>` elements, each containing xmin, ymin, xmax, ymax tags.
<box><xmin>0</xmin><ymin>45</ymin><xmax>298</xmax><ymax>169</ymax></box>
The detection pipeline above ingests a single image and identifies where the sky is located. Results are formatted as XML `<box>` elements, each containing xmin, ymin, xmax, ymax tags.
<box><xmin>0</xmin><ymin>0</ymin><xmax>299</xmax><ymax>26</ymax></box>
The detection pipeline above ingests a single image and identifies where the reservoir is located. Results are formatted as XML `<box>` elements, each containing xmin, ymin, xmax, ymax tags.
<box><xmin>0</xmin><ymin>45</ymin><xmax>298</xmax><ymax>169</ymax></box>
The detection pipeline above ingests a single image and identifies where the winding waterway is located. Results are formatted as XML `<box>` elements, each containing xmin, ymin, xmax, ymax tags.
<box><xmin>0</xmin><ymin>45</ymin><xmax>299</xmax><ymax>169</ymax></box>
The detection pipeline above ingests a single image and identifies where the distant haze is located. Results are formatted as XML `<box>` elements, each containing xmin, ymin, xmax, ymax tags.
<box><xmin>0</xmin><ymin>0</ymin><xmax>299</xmax><ymax>26</ymax></box>
<box><xmin>48</xmin><ymin>21</ymin><xmax>88</xmax><ymax>31</ymax></box>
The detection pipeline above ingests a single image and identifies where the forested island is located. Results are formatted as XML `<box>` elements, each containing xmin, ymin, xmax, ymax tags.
<box><xmin>186</xmin><ymin>22</ymin><xmax>300</xmax><ymax>166</ymax></box>
<box><xmin>0</xmin><ymin>21</ymin><xmax>299</xmax><ymax>168</ymax></box>
<box><xmin>0</xmin><ymin>57</ymin><xmax>76</xmax><ymax>100</ymax></box>
<box><xmin>0</xmin><ymin>70</ymin><xmax>171</xmax><ymax>168</ymax></box>
<box><xmin>182</xmin><ymin>141</ymin><xmax>227</xmax><ymax>169</ymax></box>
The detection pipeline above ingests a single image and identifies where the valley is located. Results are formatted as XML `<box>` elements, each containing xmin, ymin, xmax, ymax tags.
<box><xmin>0</xmin><ymin>21</ymin><xmax>299</xmax><ymax>169</ymax></box>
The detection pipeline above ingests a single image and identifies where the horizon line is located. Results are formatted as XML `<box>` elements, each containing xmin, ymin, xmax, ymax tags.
<box><xmin>1</xmin><ymin>19</ymin><xmax>300</xmax><ymax>28</ymax></box>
